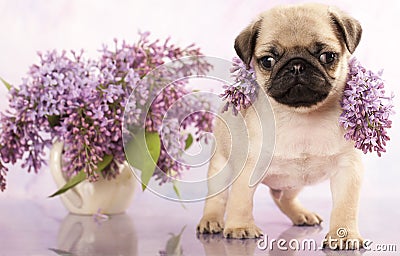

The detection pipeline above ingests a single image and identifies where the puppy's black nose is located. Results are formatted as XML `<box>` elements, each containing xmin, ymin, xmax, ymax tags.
<box><xmin>289</xmin><ymin>60</ymin><xmax>305</xmax><ymax>75</ymax></box>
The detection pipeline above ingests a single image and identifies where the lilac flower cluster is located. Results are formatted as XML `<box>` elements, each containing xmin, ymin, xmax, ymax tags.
<box><xmin>152</xmin><ymin>91</ymin><xmax>214</xmax><ymax>184</ymax></box>
<box><xmin>0</xmin><ymin>32</ymin><xmax>213</xmax><ymax>191</ymax></box>
<box><xmin>220</xmin><ymin>57</ymin><xmax>259</xmax><ymax>115</ymax></box>
<box><xmin>339</xmin><ymin>58</ymin><xmax>394</xmax><ymax>156</ymax></box>
<box><xmin>145</xmin><ymin>82</ymin><xmax>213</xmax><ymax>183</ymax></box>
<box><xmin>221</xmin><ymin>57</ymin><xmax>394</xmax><ymax>156</ymax></box>
<box><xmin>154</xmin><ymin>119</ymin><xmax>189</xmax><ymax>183</ymax></box>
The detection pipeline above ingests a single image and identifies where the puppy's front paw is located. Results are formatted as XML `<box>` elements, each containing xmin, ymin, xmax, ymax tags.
<box><xmin>223</xmin><ymin>223</ymin><xmax>263</xmax><ymax>239</ymax></box>
<box><xmin>291</xmin><ymin>211</ymin><xmax>322</xmax><ymax>226</ymax></box>
<box><xmin>323</xmin><ymin>228</ymin><xmax>364</xmax><ymax>250</ymax></box>
<box><xmin>197</xmin><ymin>216</ymin><xmax>224</xmax><ymax>234</ymax></box>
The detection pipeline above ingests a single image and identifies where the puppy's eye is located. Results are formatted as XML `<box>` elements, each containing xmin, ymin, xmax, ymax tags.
<box><xmin>319</xmin><ymin>52</ymin><xmax>336</xmax><ymax>64</ymax></box>
<box><xmin>259</xmin><ymin>56</ymin><xmax>276</xmax><ymax>70</ymax></box>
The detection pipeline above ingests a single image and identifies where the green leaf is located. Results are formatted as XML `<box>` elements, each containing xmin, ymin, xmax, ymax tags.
<box><xmin>125</xmin><ymin>130</ymin><xmax>161</xmax><ymax>191</ymax></box>
<box><xmin>0</xmin><ymin>77</ymin><xmax>12</xmax><ymax>90</ymax></box>
<box><xmin>48</xmin><ymin>248</ymin><xmax>74</xmax><ymax>256</ymax></box>
<box><xmin>165</xmin><ymin>226</ymin><xmax>186</xmax><ymax>256</ymax></box>
<box><xmin>48</xmin><ymin>169</ymin><xmax>86</xmax><ymax>198</ymax></box>
<box><xmin>173</xmin><ymin>182</ymin><xmax>186</xmax><ymax>209</ymax></box>
<box><xmin>47</xmin><ymin>115</ymin><xmax>61</xmax><ymax>127</ymax></box>
<box><xmin>48</xmin><ymin>154</ymin><xmax>113</xmax><ymax>198</ymax></box>
<box><xmin>96</xmin><ymin>154</ymin><xmax>113</xmax><ymax>172</ymax></box>
<box><xmin>173</xmin><ymin>182</ymin><xmax>181</xmax><ymax>199</ymax></box>
<box><xmin>184</xmin><ymin>133</ymin><xmax>193</xmax><ymax>150</ymax></box>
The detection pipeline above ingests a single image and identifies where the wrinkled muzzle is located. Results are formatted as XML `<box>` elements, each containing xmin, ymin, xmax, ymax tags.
<box><xmin>268</xmin><ymin>58</ymin><xmax>332</xmax><ymax>107</ymax></box>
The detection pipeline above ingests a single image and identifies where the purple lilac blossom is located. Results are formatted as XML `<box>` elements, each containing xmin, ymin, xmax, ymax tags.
<box><xmin>339</xmin><ymin>58</ymin><xmax>394</xmax><ymax>157</ymax></box>
<box><xmin>220</xmin><ymin>57</ymin><xmax>259</xmax><ymax>115</ymax></box>
<box><xmin>147</xmin><ymin>80</ymin><xmax>214</xmax><ymax>184</ymax></box>
<box><xmin>0</xmin><ymin>32</ymin><xmax>213</xmax><ymax>191</ymax></box>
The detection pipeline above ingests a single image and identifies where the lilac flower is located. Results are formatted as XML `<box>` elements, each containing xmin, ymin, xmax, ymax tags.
<box><xmin>145</xmin><ymin>80</ymin><xmax>214</xmax><ymax>183</ymax></box>
<box><xmin>0</xmin><ymin>32</ymin><xmax>213</xmax><ymax>191</ymax></box>
<box><xmin>339</xmin><ymin>58</ymin><xmax>394</xmax><ymax>156</ymax></box>
<box><xmin>154</xmin><ymin>119</ymin><xmax>188</xmax><ymax>184</ymax></box>
<box><xmin>220</xmin><ymin>57</ymin><xmax>259</xmax><ymax>115</ymax></box>
<box><xmin>93</xmin><ymin>208</ymin><xmax>110</xmax><ymax>224</ymax></box>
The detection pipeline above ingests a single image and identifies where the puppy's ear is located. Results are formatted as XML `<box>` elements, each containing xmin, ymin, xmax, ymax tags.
<box><xmin>329</xmin><ymin>7</ymin><xmax>362</xmax><ymax>54</ymax></box>
<box><xmin>234</xmin><ymin>18</ymin><xmax>262</xmax><ymax>67</ymax></box>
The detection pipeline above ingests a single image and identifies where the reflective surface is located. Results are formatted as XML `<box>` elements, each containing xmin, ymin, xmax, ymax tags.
<box><xmin>1</xmin><ymin>181</ymin><xmax>399</xmax><ymax>256</ymax></box>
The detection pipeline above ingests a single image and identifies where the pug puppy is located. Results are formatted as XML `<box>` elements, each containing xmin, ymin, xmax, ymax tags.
<box><xmin>197</xmin><ymin>3</ymin><xmax>364</xmax><ymax>249</ymax></box>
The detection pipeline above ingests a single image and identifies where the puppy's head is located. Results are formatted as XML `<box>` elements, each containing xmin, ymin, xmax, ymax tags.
<box><xmin>235</xmin><ymin>3</ymin><xmax>362</xmax><ymax>111</ymax></box>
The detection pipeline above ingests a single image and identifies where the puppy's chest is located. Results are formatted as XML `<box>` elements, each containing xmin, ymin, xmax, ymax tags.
<box><xmin>263</xmin><ymin>155</ymin><xmax>336</xmax><ymax>190</ymax></box>
<box><xmin>273</xmin><ymin>111</ymin><xmax>345</xmax><ymax>157</ymax></box>
<box><xmin>263</xmin><ymin>111</ymin><xmax>346</xmax><ymax>189</ymax></box>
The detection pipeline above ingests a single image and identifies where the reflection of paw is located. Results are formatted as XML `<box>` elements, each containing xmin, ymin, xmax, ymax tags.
<box><xmin>223</xmin><ymin>223</ymin><xmax>263</xmax><ymax>239</ymax></box>
<box><xmin>197</xmin><ymin>216</ymin><xmax>224</xmax><ymax>234</ymax></box>
<box><xmin>225</xmin><ymin>238</ymin><xmax>258</xmax><ymax>255</ymax></box>
<box><xmin>196</xmin><ymin>233</ymin><xmax>226</xmax><ymax>255</ymax></box>
<box><xmin>323</xmin><ymin>228</ymin><xmax>364</xmax><ymax>250</ymax></box>
<box><xmin>323</xmin><ymin>250</ymin><xmax>364</xmax><ymax>256</ymax></box>
<box><xmin>225</xmin><ymin>238</ymin><xmax>257</xmax><ymax>246</ymax></box>
<box><xmin>291</xmin><ymin>211</ymin><xmax>322</xmax><ymax>226</ymax></box>
<box><xmin>196</xmin><ymin>233</ymin><xmax>224</xmax><ymax>244</ymax></box>
<box><xmin>281</xmin><ymin>225</ymin><xmax>323</xmax><ymax>239</ymax></box>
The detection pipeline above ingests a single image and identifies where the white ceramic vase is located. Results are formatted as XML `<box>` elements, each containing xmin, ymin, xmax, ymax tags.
<box><xmin>49</xmin><ymin>141</ymin><xmax>136</xmax><ymax>215</ymax></box>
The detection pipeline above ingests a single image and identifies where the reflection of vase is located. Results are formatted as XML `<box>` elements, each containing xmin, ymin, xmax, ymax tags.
<box><xmin>49</xmin><ymin>141</ymin><xmax>136</xmax><ymax>215</ymax></box>
<box><xmin>57</xmin><ymin>214</ymin><xmax>137</xmax><ymax>256</ymax></box>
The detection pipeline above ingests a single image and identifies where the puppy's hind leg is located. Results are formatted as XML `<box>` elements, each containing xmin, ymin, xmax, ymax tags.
<box><xmin>271</xmin><ymin>188</ymin><xmax>323</xmax><ymax>226</ymax></box>
<box><xmin>197</xmin><ymin>152</ymin><xmax>230</xmax><ymax>234</ymax></box>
